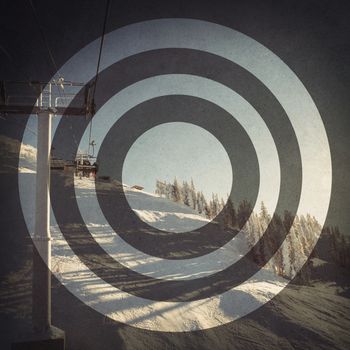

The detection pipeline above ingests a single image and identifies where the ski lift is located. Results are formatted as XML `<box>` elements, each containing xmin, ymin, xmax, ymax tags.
<box><xmin>74</xmin><ymin>140</ymin><xmax>98</xmax><ymax>177</ymax></box>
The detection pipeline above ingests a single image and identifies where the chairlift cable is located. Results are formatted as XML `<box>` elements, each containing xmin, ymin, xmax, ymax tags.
<box><xmin>27</xmin><ymin>0</ymin><xmax>82</xmax><ymax>164</ymax></box>
<box><xmin>27</xmin><ymin>0</ymin><xmax>62</xmax><ymax>78</ymax></box>
<box><xmin>27</xmin><ymin>0</ymin><xmax>70</xmax><ymax>109</ymax></box>
<box><xmin>87</xmin><ymin>0</ymin><xmax>111</xmax><ymax>156</ymax></box>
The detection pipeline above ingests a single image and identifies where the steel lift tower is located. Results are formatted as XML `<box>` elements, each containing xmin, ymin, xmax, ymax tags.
<box><xmin>1</xmin><ymin>79</ymin><xmax>92</xmax><ymax>349</ymax></box>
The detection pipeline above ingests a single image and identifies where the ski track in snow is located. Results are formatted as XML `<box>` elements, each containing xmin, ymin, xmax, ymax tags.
<box><xmin>73</xmin><ymin>176</ymin><xmax>250</xmax><ymax>281</ymax></box>
<box><xmin>19</xmin><ymin>173</ymin><xmax>291</xmax><ymax>331</ymax></box>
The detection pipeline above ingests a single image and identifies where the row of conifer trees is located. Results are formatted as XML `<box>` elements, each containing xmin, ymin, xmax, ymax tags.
<box><xmin>155</xmin><ymin>178</ymin><xmax>350</xmax><ymax>279</ymax></box>
<box><xmin>155</xmin><ymin>178</ymin><xmax>226</xmax><ymax>219</ymax></box>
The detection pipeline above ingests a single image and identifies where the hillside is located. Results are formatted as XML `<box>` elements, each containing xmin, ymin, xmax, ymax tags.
<box><xmin>2</xmin><ymin>144</ymin><xmax>348</xmax><ymax>348</ymax></box>
<box><xmin>114</xmin><ymin>183</ymin><xmax>211</xmax><ymax>233</ymax></box>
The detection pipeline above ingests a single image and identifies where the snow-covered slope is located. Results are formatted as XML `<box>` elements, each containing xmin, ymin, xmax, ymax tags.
<box><xmin>71</xmin><ymin>176</ymin><xmax>248</xmax><ymax>280</ymax></box>
<box><xmin>125</xmin><ymin>186</ymin><xmax>211</xmax><ymax>233</ymax></box>
<box><xmin>19</xmin><ymin>173</ymin><xmax>281</xmax><ymax>331</ymax></box>
<box><xmin>16</xmin><ymin>172</ymin><xmax>350</xmax><ymax>338</ymax></box>
<box><xmin>74</xmin><ymin>177</ymin><xmax>211</xmax><ymax>234</ymax></box>
<box><xmin>0</xmin><ymin>135</ymin><xmax>36</xmax><ymax>173</ymax></box>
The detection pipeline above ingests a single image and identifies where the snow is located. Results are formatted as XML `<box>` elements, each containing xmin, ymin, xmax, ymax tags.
<box><xmin>48</xmin><ymin>226</ymin><xmax>287</xmax><ymax>332</ymax></box>
<box><xmin>7</xmin><ymin>140</ymin><xmax>346</xmax><ymax>344</ymax></box>
<box><xmin>18</xmin><ymin>167</ymin><xmax>36</xmax><ymax>174</ymax></box>
<box><xmin>73</xmin><ymin>177</ymin><xmax>252</xmax><ymax>281</ymax></box>
<box><xmin>74</xmin><ymin>176</ymin><xmax>211</xmax><ymax>233</ymax></box>
<box><xmin>18</xmin><ymin>172</ymin><xmax>290</xmax><ymax>332</ymax></box>
<box><xmin>134</xmin><ymin>208</ymin><xmax>209</xmax><ymax>225</ymax></box>
<box><xmin>0</xmin><ymin>136</ymin><xmax>36</xmax><ymax>173</ymax></box>
<box><xmin>16</xmin><ymin>170</ymin><xmax>347</xmax><ymax>343</ymax></box>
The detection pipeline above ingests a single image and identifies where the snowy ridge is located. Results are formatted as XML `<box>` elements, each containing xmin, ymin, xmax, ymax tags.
<box><xmin>74</xmin><ymin>176</ymin><xmax>212</xmax><ymax>233</ymax></box>
<box><xmin>72</xmin><ymin>176</ymin><xmax>248</xmax><ymax>280</ymax></box>
<box><xmin>125</xmin><ymin>185</ymin><xmax>211</xmax><ymax>232</ymax></box>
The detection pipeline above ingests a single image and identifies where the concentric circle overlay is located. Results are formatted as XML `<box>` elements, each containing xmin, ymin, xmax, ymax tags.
<box><xmin>18</xmin><ymin>19</ymin><xmax>332</xmax><ymax>331</ymax></box>
<box><xmin>75</xmin><ymin>74</ymin><xmax>279</xmax><ymax>281</ymax></box>
<box><xmin>122</xmin><ymin>122</ymin><xmax>233</xmax><ymax>233</ymax></box>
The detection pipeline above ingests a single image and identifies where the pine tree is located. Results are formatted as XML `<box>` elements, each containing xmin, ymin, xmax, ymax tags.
<box><xmin>202</xmin><ymin>193</ymin><xmax>211</xmax><ymax>218</ymax></box>
<box><xmin>165</xmin><ymin>182</ymin><xmax>172</xmax><ymax>200</ymax></box>
<box><xmin>223</xmin><ymin>197</ymin><xmax>236</xmax><ymax>228</ymax></box>
<box><xmin>271</xmin><ymin>214</ymin><xmax>286</xmax><ymax>275</ymax></box>
<box><xmin>181</xmin><ymin>180</ymin><xmax>191</xmax><ymax>207</ymax></box>
<box><xmin>155</xmin><ymin>179</ymin><xmax>167</xmax><ymax>197</ymax></box>
<box><xmin>196</xmin><ymin>190</ymin><xmax>203</xmax><ymax>214</ymax></box>
<box><xmin>259</xmin><ymin>201</ymin><xmax>271</xmax><ymax>231</ymax></box>
<box><xmin>155</xmin><ymin>179</ymin><xmax>161</xmax><ymax>196</ymax></box>
<box><xmin>286</xmin><ymin>227</ymin><xmax>297</xmax><ymax>278</ymax></box>
<box><xmin>283</xmin><ymin>210</ymin><xmax>294</xmax><ymax>232</ymax></box>
<box><xmin>210</xmin><ymin>193</ymin><xmax>220</xmax><ymax>218</ymax></box>
<box><xmin>237</xmin><ymin>200</ymin><xmax>252</xmax><ymax>229</ymax></box>
<box><xmin>172</xmin><ymin>178</ymin><xmax>181</xmax><ymax>202</ymax></box>
<box><xmin>190</xmin><ymin>179</ymin><xmax>197</xmax><ymax>210</ymax></box>
<box><xmin>220</xmin><ymin>198</ymin><xmax>225</xmax><ymax>213</ymax></box>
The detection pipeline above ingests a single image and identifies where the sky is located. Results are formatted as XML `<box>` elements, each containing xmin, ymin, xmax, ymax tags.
<box><xmin>20</xmin><ymin>19</ymin><xmax>333</xmax><ymax>225</ymax></box>
<box><xmin>122</xmin><ymin>122</ymin><xmax>233</xmax><ymax>200</ymax></box>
